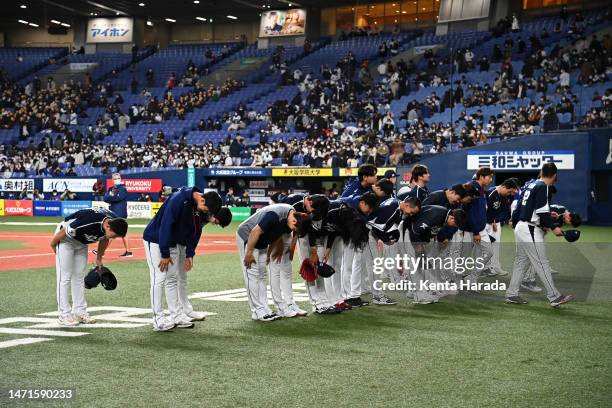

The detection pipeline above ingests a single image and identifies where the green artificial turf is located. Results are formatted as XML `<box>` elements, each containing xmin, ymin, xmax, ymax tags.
<box><xmin>0</xmin><ymin>220</ymin><xmax>611</xmax><ymax>407</ymax></box>
<box><xmin>0</xmin><ymin>240</ymin><xmax>27</xmax><ymax>250</ymax></box>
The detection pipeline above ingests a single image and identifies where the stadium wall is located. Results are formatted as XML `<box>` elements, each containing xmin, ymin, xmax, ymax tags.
<box><xmin>399</xmin><ymin>132</ymin><xmax>594</xmax><ymax>223</ymax></box>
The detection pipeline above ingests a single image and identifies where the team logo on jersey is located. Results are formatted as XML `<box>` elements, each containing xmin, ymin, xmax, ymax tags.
<box><xmin>492</xmin><ymin>201</ymin><xmax>501</xmax><ymax>210</ymax></box>
<box><xmin>83</xmin><ymin>234</ymin><xmax>99</xmax><ymax>242</ymax></box>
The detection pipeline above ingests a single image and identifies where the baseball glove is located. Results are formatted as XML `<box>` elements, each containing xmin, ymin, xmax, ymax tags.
<box><xmin>299</xmin><ymin>259</ymin><xmax>317</xmax><ymax>282</ymax></box>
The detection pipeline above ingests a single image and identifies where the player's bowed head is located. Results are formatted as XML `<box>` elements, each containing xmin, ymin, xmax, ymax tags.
<box><xmin>193</xmin><ymin>191</ymin><xmax>222</xmax><ymax>216</ymax></box>
<box><xmin>103</xmin><ymin>218</ymin><xmax>128</xmax><ymax>239</ymax></box>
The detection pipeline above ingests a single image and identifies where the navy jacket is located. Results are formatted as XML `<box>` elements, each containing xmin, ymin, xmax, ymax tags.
<box><xmin>462</xmin><ymin>180</ymin><xmax>487</xmax><ymax>234</ymax></box>
<box><xmin>104</xmin><ymin>184</ymin><xmax>128</xmax><ymax>218</ymax></box>
<box><xmin>143</xmin><ymin>187</ymin><xmax>204</xmax><ymax>258</ymax></box>
<box><xmin>341</xmin><ymin>177</ymin><xmax>370</xmax><ymax>198</ymax></box>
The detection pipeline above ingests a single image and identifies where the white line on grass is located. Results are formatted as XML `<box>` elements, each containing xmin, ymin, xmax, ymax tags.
<box><xmin>0</xmin><ymin>337</ymin><xmax>53</xmax><ymax>349</ymax></box>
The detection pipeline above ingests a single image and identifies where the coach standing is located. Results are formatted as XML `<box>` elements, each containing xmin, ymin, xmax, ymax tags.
<box><xmin>104</xmin><ymin>173</ymin><xmax>132</xmax><ymax>257</ymax></box>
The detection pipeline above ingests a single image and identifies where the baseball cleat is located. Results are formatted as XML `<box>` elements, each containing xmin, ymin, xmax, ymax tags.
<box><xmin>153</xmin><ymin>321</ymin><xmax>176</xmax><ymax>332</ymax></box>
<box><xmin>315</xmin><ymin>306</ymin><xmax>341</xmax><ymax>315</ymax></box>
<box><xmin>186</xmin><ymin>311</ymin><xmax>207</xmax><ymax>321</ymax></box>
<box><xmin>287</xmin><ymin>303</ymin><xmax>308</xmax><ymax>316</ymax></box>
<box><xmin>550</xmin><ymin>294</ymin><xmax>575</xmax><ymax>307</ymax></box>
<box><xmin>520</xmin><ymin>281</ymin><xmax>543</xmax><ymax>293</ymax></box>
<box><xmin>119</xmin><ymin>251</ymin><xmax>133</xmax><ymax>258</ymax></box>
<box><xmin>258</xmin><ymin>313</ymin><xmax>281</xmax><ymax>322</ymax></box>
<box><xmin>175</xmin><ymin>321</ymin><xmax>195</xmax><ymax>329</ymax></box>
<box><xmin>278</xmin><ymin>308</ymin><xmax>298</xmax><ymax>318</ymax></box>
<box><xmin>346</xmin><ymin>297</ymin><xmax>369</xmax><ymax>307</ymax></box>
<box><xmin>334</xmin><ymin>301</ymin><xmax>352</xmax><ymax>311</ymax></box>
<box><xmin>482</xmin><ymin>268</ymin><xmax>495</xmax><ymax>277</ymax></box>
<box><xmin>372</xmin><ymin>295</ymin><xmax>398</xmax><ymax>305</ymax></box>
<box><xmin>75</xmin><ymin>314</ymin><xmax>97</xmax><ymax>324</ymax></box>
<box><xmin>505</xmin><ymin>296</ymin><xmax>529</xmax><ymax>305</ymax></box>
<box><xmin>58</xmin><ymin>315</ymin><xmax>80</xmax><ymax>326</ymax></box>
<box><xmin>412</xmin><ymin>298</ymin><xmax>439</xmax><ymax>305</ymax></box>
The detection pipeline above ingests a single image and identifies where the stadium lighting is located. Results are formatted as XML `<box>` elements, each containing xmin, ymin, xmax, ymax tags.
<box><xmin>139</xmin><ymin>2</ymin><xmax>145</xmax><ymax>6</ymax></box>
<box><xmin>60</xmin><ymin>23</ymin><xmax>70</xmax><ymax>27</ymax></box>
<box><xmin>227</xmin><ymin>15</ymin><xmax>237</xmax><ymax>20</ymax></box>
<box><xmin>194</xmin><ymin>0</ymin><xmax>200</xmax><ymax>3</ymax></box>
<box><xmin>20</xmin><ymin>4</ymin><xmax>27</xmax><ymax>9</ymax></box>
<box><xmin>146</xmin><ymin>20</ymin><xmax>153</xmax><ymax>26</ymax></box>
<box><xmin>28</xmin><ymin>22</ymin><xmax>39</xmax><ymax>27</ymax></box>
<box><xmin>50</xmin><ymin>19</ymin><xmax>61</xmax><ymax>24</ymax></box>
<box><xmin>196</xmin><ymin>17</ymin><xmax>207</xmax><ymax>21</ymax></box>
<box><xmin>18</xmin><ymin>19</ymin><xmax>28</xmax><ymax>24</ymax></box>
<box><xmin>165</xmin><ymin>18</ymin><xmax>176</xmax><ymax>23</ymax></box>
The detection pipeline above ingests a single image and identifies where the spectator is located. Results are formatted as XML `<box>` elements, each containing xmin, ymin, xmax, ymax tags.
<box><xmin>542</xmin><ymin>108</ymin><xmax>560</xmax><ymax>132</ymax></box>
<box><xmin>49</xmin><ymin>189</ymin><xmax>61</xmax><ymax>201</ymax></box>
<box><xmin>60</xmin><ymin>189</ymin><xmax>76</xmax><ymax>201</ymax></box>
<box><xmin>93</xmin><ymin>179</ymin><xmax>106</xmax><ymax>201</ymax></box>
<box><xmin>104</xmin><ymin>173</ymin><xmax>132</xmax><ymax>257</ymax></box>
<box><xmin>224</xmin><ymin>187</ymin><xmax>237</xmax><ymax>206</ymax></box>
<box><xmin>239</xmin><ymin>190</ymin><xmax>251</xmax><ymax>207</ymax></box>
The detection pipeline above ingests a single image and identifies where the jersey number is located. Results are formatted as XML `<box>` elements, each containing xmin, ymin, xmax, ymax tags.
<box><xmin>521</xmin><ymin>191</ymin><xmax>531</xmax><ymax>206</ymax></box>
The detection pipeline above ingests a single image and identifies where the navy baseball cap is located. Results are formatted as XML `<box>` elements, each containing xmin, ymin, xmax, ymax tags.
<box><xmin>384</xmin><ymin>170</ymin><xmax>399</xmax><ymax>178</ymax></box>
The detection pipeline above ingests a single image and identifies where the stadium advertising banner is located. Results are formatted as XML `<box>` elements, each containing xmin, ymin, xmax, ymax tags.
<box><xmin>127</xmin><ymin>202</ymin><xmax>152</xmax><ymax>219</ymax></box>
<box><xmin>4</xmin><ymin>200</ymin><xmax>33</xmax><ymax>216</ymax></box>
<box><xmin>466</xmin><ymin>150</ymin><xmax>575</xmax><ymax>170</ymax></box>
<box><xmin>33</xmin><ymin>200</ymin><xmax>62</xmax><ymax>217</ymax></box>
<box><xmin>43</xmin><ymin>178</ymin><xmax>97</xmax><ymax>193</ymax></box>
<box><xmin>151</xmin><ymin>202</ymin><xmax>163</xmax><ymax>217</ymax></box>
<box><xmin>0</xmin><ymin>179</ymin><xmax>34</xmax><ymax>192</ymax></box>
<box><xmin>205</xmin><ymin>168</ymin><xmax>271</xmax><ymax>177</ymax></box>
<box><xmin>106</xmin><ymin>179</ymin><xmax>162</xmax><ymax>193</ymax></box>
<box><xmin>61</xmin><ymin>201</ymin><xmax>92</xmax><ymax>217</ymax></box>
<box><xmin>87</xmin><ymin>17</ymin><xmax>134</xmax><ymax>43</ymax></box>
<box><xmin>259</xmin><ymin>9</ymin><xmax>306</xmax><ymax>37</ymax></box>
<box><xmin>230</xmin><ymin>207</ymin><xmax>252</xmax><ymax>221</ymax></box>
<box><xmin>0</xmin><ymin>199</ymin><xmax>4</xmax><ymax>216</ymax></box>
<box><xmin>272</xmin><ymin>168</ymin><xmax>333</xmax><ymax>177</ymax></box>
<box><xmin>339</xmin><ymin>167</ymin><xmax>397</xmax><ymax>177</ymax></box>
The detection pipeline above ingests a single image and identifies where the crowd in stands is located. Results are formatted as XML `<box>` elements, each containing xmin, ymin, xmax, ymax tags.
<box><xmin>1</xmin><ymin>9</ymin><xmax>611</xmax><ymax>175</ymax></box>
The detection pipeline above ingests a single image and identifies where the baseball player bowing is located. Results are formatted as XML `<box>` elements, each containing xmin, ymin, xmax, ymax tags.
<box><xmin>272</xmin><ymin>194</ymin><xmax>330</xmax><ymax>317</ymax></box>
<box><xmin>519</xmin><ymin>202</ymin><xmax>581</xmax><ymax>293</ymax></box>
<box><xmin>505</xmin><ymin>163</ymin><xmax>575</xmax><ymax>307</ymax></box>
<box><xmin>50</xmin><ymin>208</ymin><xmax>128</xmax><ymax>326</ymax></box>
<box><xmin>236</xmin><ymin>204</ymin><xmax>311</xmax><ymax>322</ymax></box>
<box><xmin>460</xmin><ymin>168</ymin><xmax>495</xmax><ymax>287</ymax></box>
<box><xmin>404</xmin><ymin>205</ymin><xmax>468</xmax><ymax>304</ymax></box>
<box><xmin>337</xmin><ymin>192</ymin><xmax>379</xmax><ymax>307</ymax></box>
<box><xmin>484</xmin><ymin>178</ymin><xmax>520</xmax><ymax>277</ymax></box>
<box><xmin>176</xmin><ymin>207</ymin><xmax>233</xmax><ymax>322</ymax></box>
<box><xmin>364</xmin><ymin>196</ymin><xmax>422</xmax><ymax>305</ymax></box>
<box><xmin>143</xmin><ymin>188</ymin><xmax>222</xmax><ymax>331</ymax></box>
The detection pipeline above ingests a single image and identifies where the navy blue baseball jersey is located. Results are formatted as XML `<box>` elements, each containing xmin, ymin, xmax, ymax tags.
<box><xmin>486</xmin><ymin>187</ymin><xmax>512</xmax><ymax>224</ymax></box>
<box><xmin>368</xmin><ymin>197</ymin><xmax>401</xmax><ymax>232</ymax></box>
<box><xmin>550</xmin><ymin>204</ymin><xmax>567</xmax><ymax>228</ymax></box>
<box><xmin>422</xmin><ymin>189</ymin><xmax>452</xmax><ymax>209</ymax></box>
<box><xmin>517</xmin><ymin>179</ymin><xmax>553</xmax><ymax>227</ymax></box>
<box><xmin>407</xmin><ymin>205</ymin><xmax>450</xmax><ymax>242</ymax></box>
<box><xmin>281</xmin><ymin>193</ymin><xmax>306</xmax><ymax>210</ymax></box>
<box><xmin>64</xmin><ymin>208</ymin><xmax>117</xmax><ymax>245</ymax></box>
<box><xmin>397</xmin><ymin>185</ymin><xmax>429</xmax><ymax>202</ymax></box>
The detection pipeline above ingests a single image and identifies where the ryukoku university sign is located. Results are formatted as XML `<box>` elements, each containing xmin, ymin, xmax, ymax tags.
<box><xmin>467</xmin><ymin>150</ymin><xmax>575</xmax><ymax>170</ymax></box>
